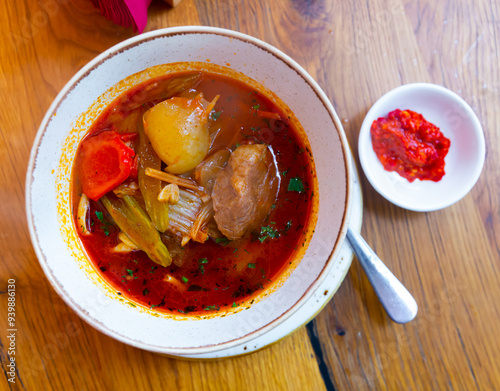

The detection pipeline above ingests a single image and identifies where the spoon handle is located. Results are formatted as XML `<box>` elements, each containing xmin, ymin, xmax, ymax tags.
<box><xmin>346</xmin><ymin>227</ymin><xmax>418</xmax><ymax>324</ymax></box>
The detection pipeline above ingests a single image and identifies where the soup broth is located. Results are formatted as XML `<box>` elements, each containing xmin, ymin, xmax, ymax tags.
<box><xmin>72</xmin><ymin>68</ymin><xmax>316</xmax><ymax>315</ymax></box>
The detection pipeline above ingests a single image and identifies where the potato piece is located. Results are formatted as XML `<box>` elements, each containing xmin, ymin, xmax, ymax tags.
<box><xmin>143</xmin><ymin>94</ymin><xmax>218</xmax><ymax>174</ymax></box>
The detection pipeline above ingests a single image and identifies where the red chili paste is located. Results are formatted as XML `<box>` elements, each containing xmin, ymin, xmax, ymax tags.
<box><xmin>370</xmin><ymin>109</ymin><xmax>450</xmax><ymax>182</ymax></box>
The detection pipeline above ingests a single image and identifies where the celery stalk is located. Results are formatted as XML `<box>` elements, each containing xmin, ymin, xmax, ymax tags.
<box><xmin>138</xmin><ymin>123</ymin><xmax>170</xmax><ymax>232</ymax></box>
<box><xmin>101</xmin><ymin>195</ymin><xmax>172</xmax><ymax>267</ymax></box>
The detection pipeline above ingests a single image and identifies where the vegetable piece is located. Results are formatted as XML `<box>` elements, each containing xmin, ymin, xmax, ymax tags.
<box><xmin>101</xmin><ymin>195</ymin><xmax>172</xmax><ymax>267</ymax></box>
<box><xmin>158</xmin><ymin>183</ymin><xmax>180</xmax><ymax>204</ymax></box>
<box><xmin>117</xmin><ymin>231</ymin><xmax>139</xmax><ymax>249</ymax></box>
<box><xmin>76</xmin><ymin>193</ymin><xmax>91</xmax><ymax>236</ymax></box>
<box><xmin>145</xmin><ymin>168</ymin><xmax>204</xmax><ymax>192</ymax></box>
<box><xmin>113</xmin><ymin>180</ymin><xmax>140</xmax><ymax>198</ymax></box>
<box><xmin>145</xmin><ymin>167</ymin><xmax>209</xmax><ymax>201</ymax></box>
<box><xmin>113</xmin><ymin>242</ymin><xmax>138</xmax><ymax>253</ymax></box>
<box><xmin>137</xmin><ymin>124</ymin><xmax>170</xmax><ymax>232</ymax></box>
<box><xmin>256</xmin><ymin>111</ymin><xmax>280</xmax><ymax>120</ymax></box>
<box><xmin>77</xmin><ymin>131</ymin><xmax>135</xmax><ymax>201</ymax></box>
<box><xmin>167</xmin><ymin>188</ymin><xmax>203</xmax><ymax>246</ymax></box>
<box><xmin>143</xmin><ymin>94</ymin><xmax>219</xmax><ymax>174</ymax></box>
<box><xmin>193</xmin><ymin>149</ymin><xmax>231</xmax><ymax>194</ymax></box>
<box><xmin>190</xmin><ymin>200</ymin><xmax>214</xmax><ymax>243</ymax></box>
<box><xmin>163</xmin><ymin>274</ymin><xmax>187</xmax><ymax>291</ymax></box>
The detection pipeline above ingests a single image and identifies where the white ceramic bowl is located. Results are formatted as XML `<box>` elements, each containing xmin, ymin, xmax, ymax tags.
<box><xmin>358</xmin><ymin>83</ymin><xmax>485</xmax><ymax>212</ymax></box>
<box><xmin>26</xmin><ymin>27</ymin><xmax>353</xmax><ymax>355</ymax></box>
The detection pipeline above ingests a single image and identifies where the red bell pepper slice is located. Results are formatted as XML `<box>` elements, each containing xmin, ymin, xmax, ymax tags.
<box><xmin>78</xmin><ymin>131</ymin><xmax>136</xmax><ymax>200</ymax></box>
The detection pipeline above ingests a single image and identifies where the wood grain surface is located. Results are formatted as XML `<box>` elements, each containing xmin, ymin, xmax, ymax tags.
<box><xmin>1</xmin><ymin>0</ymin><xmax>499</xmax><ymax>390</ymax></box>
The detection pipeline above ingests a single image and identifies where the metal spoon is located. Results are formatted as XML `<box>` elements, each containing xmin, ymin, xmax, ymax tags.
<box><xmin>346</xmin><ymin>227</ymin><xmax>418</xmax><ymax>323</ymax></box>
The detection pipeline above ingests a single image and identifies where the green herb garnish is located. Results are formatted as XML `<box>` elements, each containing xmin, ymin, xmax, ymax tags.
<box><xmin>126</xmin><ymin>269</ymin><xmax>134</xmax><ymax>277</ymax></box>
<box><xmin>211</xmin><ymin>111</ymin><xmax>221</xmax><ymax>120</ymax></box>
<box><xmin>181</xmin><ymin>276</ymin><xmax>189</xmax><ymax>284</ymax></box>
<box><xmin>198</xmin><ymin>258</ymin><xmax>208</xmax><ymax>275</ymax></box>
<box><xmin>95</xmin><ymin>211</ymin><xmax>104</xmax><ymax>222</ymax></box>
<box><xmin>258</xmin><ymin>225</ymin><xmax>279</xmax><ymax>242</ymax></box>
<box><xmin>215</xmin><ymin>237</ymin><xmax>231</xmax><ymax>246</ymax></box>
<box><xmin>288</xmin><ymin>177</ymin><xmax>304</xmax><ymax>192</ymax></box>
<box><xmin>247</xmin><ymin>263</ymin><xmax>256</xmax><ymax>269</ymax></box>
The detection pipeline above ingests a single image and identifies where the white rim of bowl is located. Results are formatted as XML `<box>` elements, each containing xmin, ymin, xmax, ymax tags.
<box><xmin>26</xmin><ymin>26</ymin><xmax>354</xmax><ymax>354</ymax></box>
<box><xmin>358</xmin><ymin>82</ymin><xmax>486</xmax><ymax>212</ymax></box>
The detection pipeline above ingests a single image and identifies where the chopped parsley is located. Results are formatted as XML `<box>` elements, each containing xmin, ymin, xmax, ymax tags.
<box><xmin>125</xmin><ymin>269</ymin><xmax>134</xmax><ymax>277</ymax></box>
<box><xmin>253</xmin><ymin>104</ymin><xmax>260</xmax><ymax>110</ymax></box>
<box><xmin>142</xmin><ymin>288</ymin><xmax>149</xmax><ymax>296</ymax></box>
<box><xmin>215</xmin><ymin>237</ymin><xmax>231</xmax><ymax>246</ymax></box>
<box><xmin>211</xmin><ymin>110</ymin><xmax>221</xmax><ymax>120</ymax></box>
<box><xmin>204</xmin><ymin>305</ymin><xmax>220</xmax><ymax>311</ymax></box>
<box><xmin>281</xmin><ymin>170</ymin><xmax>288</xmax><ymax>176</ymax></box>
<box><xmin>232</xmin><ymin>302</ymin><xmax>237</xmax><ymax>308</ymax></box>
<box><xmin>288</xmin><ymin>177</ymin><xmax>304</xmax><ymax>192</ymax></box>
<box><xmin>259</xmin><ymin>225</ymin><xmax>279</xmax><ymax>243</ymax></box>
<box><xmin>95</xmin><ymin>210</ymin><xmax>111</xmax><ymax>235</ymax></box>
<box><xmin>247</xmin><ymin>263</ymin><xmax>256</xmax><ymax>269</ymax></box>
<box><xmin>198</xmin><ymin>258</ymin><xmax>208</xmax><ymax>275</ymax></box>
<box><xmin>181</xmin><ymin>276</ymin><xmax>189</xmax><ymax>284</ymax></box>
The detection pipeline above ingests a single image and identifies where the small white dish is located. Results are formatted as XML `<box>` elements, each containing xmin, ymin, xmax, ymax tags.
<box><xmin>358</xmin><ymin>83</ymin><xmax>485</xmax><ymax>212</ymax></box>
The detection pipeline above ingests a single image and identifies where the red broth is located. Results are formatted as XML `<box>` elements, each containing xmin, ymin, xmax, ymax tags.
<box><xmin>73</xmin><ymin>70</ymin><xmax>315</xmax><ymax>315</ymax></box>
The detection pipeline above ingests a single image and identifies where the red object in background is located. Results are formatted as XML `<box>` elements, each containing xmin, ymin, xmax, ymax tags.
<box><xmin>91</xmin><ymin>0</ymin><xmax>152</xmax><ymax>32</ymax></box>
<box><xmin>370</xmin><ymin>109</ymin><xmax>451</xmax><ymax>182</ymax></box>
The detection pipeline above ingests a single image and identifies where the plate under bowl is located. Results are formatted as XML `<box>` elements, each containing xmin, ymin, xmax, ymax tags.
<box><xmin>26</xmin><ymin>26</ymin><xmax>353</xmax><ymax>355</ymax></box>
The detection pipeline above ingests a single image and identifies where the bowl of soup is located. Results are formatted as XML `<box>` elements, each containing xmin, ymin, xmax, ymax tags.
<box><xmin>26</xmin><ymin>27</ymin><xmax>353</xmax><ymax>355</ymax></box>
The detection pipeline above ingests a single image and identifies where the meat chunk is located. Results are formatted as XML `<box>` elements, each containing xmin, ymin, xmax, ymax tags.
<box><xmin>212</xmin><ymin>144</ymin><xmax>279</xmax><ymax>240</ymax></box>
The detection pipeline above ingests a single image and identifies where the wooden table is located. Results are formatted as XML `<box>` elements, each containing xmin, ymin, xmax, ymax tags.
<box><xmin>1</xmin><ymin>0</ymin><xmax>499</xmax><ymax>390</ymax></box>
